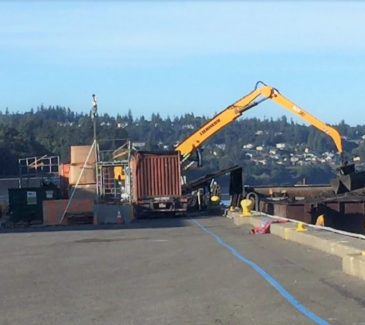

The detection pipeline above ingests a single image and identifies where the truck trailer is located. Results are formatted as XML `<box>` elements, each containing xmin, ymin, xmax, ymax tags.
<box><xmin>130</xmin><ymin>151</ymin><xmax>188</xmax><ymax>216</ymax></box>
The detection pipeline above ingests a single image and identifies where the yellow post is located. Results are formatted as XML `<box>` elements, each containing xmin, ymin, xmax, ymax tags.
<box><xmin>240</xmin><ymin>199</ymin><xmax>253</xmax><ymax>217</ymax></box>
<box><xmin>211</xmin><ymin>195</ymin><xmax>220</xmax><ymax>203</ymax></box>
<box><xmin>296</xmin><ymin>222</ymin><xmax>307</xmax><ymax>232</ymax></box>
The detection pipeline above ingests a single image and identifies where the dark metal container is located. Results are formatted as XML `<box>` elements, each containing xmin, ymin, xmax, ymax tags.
<box><xmin>8</xmin><ymin>187</ymin><xmax>61</xmax><ymax>223</ymax></box>
<box><xmin>250</xmin><ymin>185</ymin><xmax>333</xmax><ymax>199</ymax></box>
<box><xmin>260</xmin><ymin>199</ymin><xmax>365</xmax><ymax>234</ymax></box>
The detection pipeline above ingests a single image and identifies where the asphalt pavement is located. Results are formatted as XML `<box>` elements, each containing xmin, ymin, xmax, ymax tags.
<box><xmin>0</xmin><ymin>215</ymin><xmax>365</xmax><ymax>325</ymax></box>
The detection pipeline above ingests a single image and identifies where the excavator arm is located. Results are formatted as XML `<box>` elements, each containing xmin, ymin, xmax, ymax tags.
<box><xmin>176</xmin><ymin>82</ymin><xmax>343</xmax><ymax>162</ymax></box>
<box><xmin>268</xmin><ymin>87</ymin><xmax>343</xmax><ymax>156</ymax></box>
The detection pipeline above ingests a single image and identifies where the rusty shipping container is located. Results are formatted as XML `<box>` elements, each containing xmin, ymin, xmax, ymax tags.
<box><xmin>131</xmin><ymin>151</ymin><xmax>181</xmax><ymax>200</ymax></box>
<box><xmin>130</xmin><ymin>151</ymin><xmax>187</xmax><ymax>215</ymax></box>
<box><xmin>43</xmin><ymin>198</ymin><xmax>94</xmax><ymax>225</ymax></box>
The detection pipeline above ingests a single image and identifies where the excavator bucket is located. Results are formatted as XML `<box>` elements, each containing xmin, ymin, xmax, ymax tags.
<box><xmin>330</xmin><ymin>177</ymin><xmax>348</xmax><ymax>195</ymax></box>
<box><xmin>339</xmin><ymin>171</ymin><xmax>365</xmax><ymax>192</ymax></box>
<box><xmin>331</xmin><ymin>163</ymin><xmax>365</xmax><ymax>194</ymax></box>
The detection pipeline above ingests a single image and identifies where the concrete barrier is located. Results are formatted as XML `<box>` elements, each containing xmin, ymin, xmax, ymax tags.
<box><xmin>343</xmin><ymin>254</ymin><xmax>365</xmax><ymax>281</ymax></box>
<box><xmin>93</xmin><ymin>203</ymin><xmax>133</xmax><ymax>224</ymax></box>
<box><xmin>229</xmin><ymin>211</ymin><xmax>365</xmax><ymax>282</ymax></box>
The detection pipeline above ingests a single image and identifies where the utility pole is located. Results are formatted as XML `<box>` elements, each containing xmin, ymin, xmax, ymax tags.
<box><xmin>91</xmin><ymin>94</ymin><xmax>98</xmax><ymax>142</ymax></box>
<box><xmin>91</xmin><ymin>94</ymin><xmax>100</xmax><ymax>200</ymax></box>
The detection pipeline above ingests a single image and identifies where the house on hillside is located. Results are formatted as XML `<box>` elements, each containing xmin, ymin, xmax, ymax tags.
<box><xmin>276</xmin><ymin>143</ymin><xmax>286</xmax><ymax>150</ymax></box>
<box><xmin>132</xmin><ymin>142</ymin><xmax>146</xmax><ymax>149</ymax></box>
<box><xmin>117</xmin><ymin>122</ymin><xmax>127</xmax><ymax>128</ymax></box>
<box><xmin>252</xmin><ymin>158</ymin><xmax>267</xmax><ymax>165</ymax></box>
<box><xmin>215</xmin><ymin>144</ymin><xmax>226</xmax><ymax>150</ymax></box>
<box><xmin>243</xmin><ymin>143</ymin><xmax>254</xmax><ymax>150</ymax></box>
<box><xmin>182</xmin><ymin>124</ymin><xmax>195</xmax><ymax>130</ymax></box>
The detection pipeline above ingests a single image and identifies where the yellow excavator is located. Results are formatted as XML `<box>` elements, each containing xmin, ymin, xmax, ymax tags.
<box><xmin>175</xmin><ymin>81</ymin><xmax>364</xmax><ymax>194</ymax></box>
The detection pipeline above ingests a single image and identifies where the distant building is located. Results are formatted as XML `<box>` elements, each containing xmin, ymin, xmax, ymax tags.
<box><xmin>133</xmin><ymin>142</ymin><xmax>146</xmax><ymax>149</ymax></box>
<box><xmin>182</xmin><ymin>124</ymin><xmax>195</xmax><ymax>130</ymax></box>
<box><xmin>252</xmin><ymin>158</ymin><xmax>267</xmax><ymax>165</ymax></box>
<box><xmin>305</xmin><ymin>153</ymin><xmax>315</xmax><ymax>158</ymax></box>
<box><xmin>276</xmin><ymin>143</ymin><xmax>286</xmax><ymax>149</ymax></box>
<box><xmin>216</xmin><ymin>144</ymin><xmax>226</xmax><ymax>150</ymax></box>
<box><xmin>243</xmin><ymin>143</ymin><xmax>254</xmax><ymax>149</ymax></box>
<box><xmin>117</xmin><ymin>122</ymin><xmax>127</xmax><ymax>128</ymax></box>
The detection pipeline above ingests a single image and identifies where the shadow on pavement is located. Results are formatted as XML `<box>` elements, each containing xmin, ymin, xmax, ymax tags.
<box><xmin>0</xmin><ymin>212</ymin><xmax>224</xmax><ymax>234</ymax></box>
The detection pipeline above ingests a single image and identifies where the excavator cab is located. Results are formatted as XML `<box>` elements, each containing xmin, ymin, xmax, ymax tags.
<box><xmin>181</xmin><ymin>148</ymin><xmax>203</xmax><ymax>170</ymax></box>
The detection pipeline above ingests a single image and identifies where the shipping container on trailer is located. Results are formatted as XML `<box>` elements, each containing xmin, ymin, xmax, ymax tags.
<box><xmin>130</xmin><ymin>151</ymin><xmax>187</xmax><ymax>216</ymax></box>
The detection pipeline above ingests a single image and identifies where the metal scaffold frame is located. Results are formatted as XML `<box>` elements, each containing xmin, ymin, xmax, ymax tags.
<box><xmin>18</xmin><ymin>155</ymin><xmax>60</xmax><ymax>188</ymax></box>
<box><xmin>96</xmin><ymin>139</ymin><xmax>132</xmax><ymax>204</ymax></box>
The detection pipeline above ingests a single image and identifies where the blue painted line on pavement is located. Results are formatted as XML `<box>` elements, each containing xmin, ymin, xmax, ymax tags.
<box><xmin>192</xmin><ymin>219</ymin><xmax>329</xmax><ymax>325</ymax></box>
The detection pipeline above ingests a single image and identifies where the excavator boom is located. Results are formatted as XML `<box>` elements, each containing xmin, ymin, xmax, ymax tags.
<box><xmin>176</xmin><ymin>81</ymin><xmax>365</xmax><ymax>194</ymax></box>
<box><xmin>176</xmin><ymin>82</ymin><xmax>343</xmax><ymax>160</ymax></box>
<box><xmin>176</xmin><ymin>86</ymin><xmax>269</xmax><ymax>158</ymax></box>
<box><xmin>269</xmin><ymin>88</ymin><xmax>343</xmax><ymax>155</ymax></box>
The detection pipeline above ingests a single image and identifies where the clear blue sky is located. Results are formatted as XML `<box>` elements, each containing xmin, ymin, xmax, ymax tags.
<box><xmin>1</xmin><ymin>1</ymin><xmax>365</xmax><ymax>125</ymax></box>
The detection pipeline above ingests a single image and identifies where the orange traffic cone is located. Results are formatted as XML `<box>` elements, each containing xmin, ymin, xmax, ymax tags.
<box><xmin>316</xmin><ymin>215</ymin><xmax>325</xmax><ymax>227</ymax></box>
<box><xmin>117</xmin><ymin>210</ymin><xmax>123</xmax><ymax>224</ymax></box>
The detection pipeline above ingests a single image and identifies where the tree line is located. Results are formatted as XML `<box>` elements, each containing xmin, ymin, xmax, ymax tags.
<box><xmin>1</xmin><ymin>106</ymin><xmax>365</xmax><ymax>185</ymax></box>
